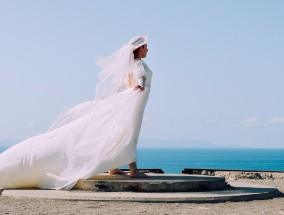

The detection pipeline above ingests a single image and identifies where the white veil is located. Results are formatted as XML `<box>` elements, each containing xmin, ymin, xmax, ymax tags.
<box><xmin>95</xmin><ymin>34</ymin><xmax>149</xmax><ymax>100</ymax></box>
<box><xmin>95</xmin><ymin>44</ymin><xmax>134</xmax><ymax>100</ymax></box>
<box><xmin>48</xmin><ymin>35</ymin><xmax>148</xmax><ymax>131</ymax></box>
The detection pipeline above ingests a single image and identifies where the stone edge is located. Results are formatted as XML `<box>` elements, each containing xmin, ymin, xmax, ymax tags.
<box><xmin>1</xmin><ymin>182</ymin><xmax>281</xmax><ymax>203</ymax></box>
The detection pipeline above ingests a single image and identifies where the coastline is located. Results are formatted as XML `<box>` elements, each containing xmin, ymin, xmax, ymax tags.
<box><xmin>0</xmin><ymin>171</ymin><xmax>283</xmax><ymax>215</ymax></box>
<box><xmin>186</xmin><ymin>169</ymin><xmax>284</xmax><ymax>180</ymax></box>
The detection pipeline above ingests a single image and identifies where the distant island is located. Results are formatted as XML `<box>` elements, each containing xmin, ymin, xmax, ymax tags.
<box><xmin>138</xmin><ymin>138</ymin><xmax>245</xmax><ymax>149</ymax></box>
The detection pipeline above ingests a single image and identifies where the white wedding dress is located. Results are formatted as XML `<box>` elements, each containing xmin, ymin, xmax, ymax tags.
<box><xmin>0</xmin><ymin>59</ymin><xmax>152</xmax><ymax>190</ymax></box>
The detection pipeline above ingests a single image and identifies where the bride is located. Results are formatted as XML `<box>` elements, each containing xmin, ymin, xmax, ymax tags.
<box><xmin>0</xmin><ymin>35</ymin><xmax>152</xmax><ymax>190</ymax></box>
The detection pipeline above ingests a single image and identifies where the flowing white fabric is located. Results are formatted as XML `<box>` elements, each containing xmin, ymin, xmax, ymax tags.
<box><xmin>0</xmin><ymin>58</ymin><xmax>152</xmax><ymax>190</ymax></box>
<box><xmin>95</xmin><ymin>34</ymin><xmax>148</xmax><ymax>100</ymax></box>
<box><xmin>95</xmin><ymin>44</ymin><xmax>134</xmax><ymax>100</ymax></box>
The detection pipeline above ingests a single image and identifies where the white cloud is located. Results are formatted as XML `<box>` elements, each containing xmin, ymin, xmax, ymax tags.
<box><xmin>240</xmin><ymin>117</ymin><xmax>267</xmax><ymax>128</ymax></box>
<box><xmin>206</xmin><ymin>116</ymin><xmax>284</xmax><ymax>128</ymax></box>
<box><xmin>269</xmin><ymin>117</ymin><xmax>284</xmax><ymax>125</ymax></box>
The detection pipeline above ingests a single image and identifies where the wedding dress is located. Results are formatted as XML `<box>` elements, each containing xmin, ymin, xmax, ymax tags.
<box><xmin>0</xmin><ymin>57</ymin><xmax>152</xmax><ymax>190</ymax></box>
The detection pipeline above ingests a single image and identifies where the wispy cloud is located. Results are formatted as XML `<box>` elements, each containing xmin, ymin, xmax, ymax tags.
<box><xmin>268</xmin><ymin>117</ymin><xmax>284</xmax><ymax>125</ymax></box>
<box><xmin>206</xmin><ymin>116</ymin><xmax>284</xmax><ymax>128</ymax></box>
<box><xmin>239</xmin><ymin>117</ymin><xmax>267</xmax><ymax>128</ymax></box>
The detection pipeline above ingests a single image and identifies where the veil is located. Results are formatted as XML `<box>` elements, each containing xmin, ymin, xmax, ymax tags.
<box><xmin>96</xmin><ymin>34</ymin><xmax>149</xmax><ymax>100</ymax></box>
<box><xmin>95</xmin><ymin>44</ymin><xmax>135</xmax><ymax>100</ymax></box>
<box><xmin>48</xmin><ymin>35</ymin><xmax>148</xmax><ymax>131</ymax></box>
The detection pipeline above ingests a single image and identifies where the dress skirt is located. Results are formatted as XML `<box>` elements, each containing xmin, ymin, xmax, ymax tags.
<box><xmin>0</xmin><ymin>87</ymin><xmax>150</xmax><ymax>190</ymax></box>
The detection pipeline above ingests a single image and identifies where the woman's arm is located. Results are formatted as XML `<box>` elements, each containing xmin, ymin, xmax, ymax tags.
<box><xmin>133</xmin><ymin>61</ymin><xmax>146</xmax><ymax>91</ymax></box>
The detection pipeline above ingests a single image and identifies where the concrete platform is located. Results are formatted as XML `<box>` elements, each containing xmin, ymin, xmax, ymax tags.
<box><xmin>0</xmin><ymin>174</ymin><xmax>281</xmax><ymax>203</ymax></box>
<box><xmin>1</xmin><ymin>182</ymin><xmax>280</xmax><ymax>203</ymax></box>
<box><xmin>74</xmin><ymin>174</ymin><xmax>227</xmax><ymax>192</ymax></box>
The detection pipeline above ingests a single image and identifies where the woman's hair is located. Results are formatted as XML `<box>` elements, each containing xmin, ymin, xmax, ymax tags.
<box><xmin>133</xmin><ymin>45</ymin><xmax>145</xmax><ymax>59</ymax></box>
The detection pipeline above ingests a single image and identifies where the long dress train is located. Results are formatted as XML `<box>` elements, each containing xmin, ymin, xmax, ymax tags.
<box><xmin>0</xmin><ymin>59</ymin><xmax>152</xmax><ymax>190</ymax></box>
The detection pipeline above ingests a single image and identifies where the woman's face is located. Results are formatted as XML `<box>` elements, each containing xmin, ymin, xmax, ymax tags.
<box><xmin>140</xmin><ymin>44</ymin><xmax>148</xmax><ymax>58</ymax></box>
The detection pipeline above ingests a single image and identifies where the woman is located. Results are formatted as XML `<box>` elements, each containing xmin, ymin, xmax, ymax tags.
<box><xmin>0</xmin><ymin>35</ymin><xmax>152</xmax><ymax>190</ymax></box>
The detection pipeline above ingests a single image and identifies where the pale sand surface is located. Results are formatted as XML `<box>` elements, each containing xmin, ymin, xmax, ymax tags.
<box><xmin>0</xmin><ymin>178</ymin><xmax>283</xmax><ymax>215</ymax></box>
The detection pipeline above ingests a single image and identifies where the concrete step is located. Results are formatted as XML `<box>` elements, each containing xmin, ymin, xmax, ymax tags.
<box><xmin>74</xmin><ymin>174</ymin><xmax>227</xmax><ymax>192</ymax></box>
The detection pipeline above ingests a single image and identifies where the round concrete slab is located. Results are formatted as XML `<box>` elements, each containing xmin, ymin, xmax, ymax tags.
<box><xmin>1</xmin><ymin>181</ymin><xmax>280</xmax><ymax>203</ymax></box>
<box><xmin>74</xmin><ymin>174</ymin><xmax>227</xmax><ymax>192</ymax></box>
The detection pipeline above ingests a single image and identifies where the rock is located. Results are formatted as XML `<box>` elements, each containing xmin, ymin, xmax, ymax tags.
<box><xmin>201</xmin><ymin>170</ymin><xmax>208</xmax><ymax>175</ymax></box>
<box><xmin>262</xmin><ymin>173</ymin><xmax>274</xmax><ymax>180</ymax></box>
<box><xmin>236</xmin><ymin>172</ymin><xmax>262</xmax><ymax>179</ymax></box>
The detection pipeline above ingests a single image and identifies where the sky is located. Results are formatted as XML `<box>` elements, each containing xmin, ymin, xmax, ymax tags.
<box><xmin>0</xmin><ymin>0</ymin><xmax>284</xmax><ymax>148</ymax></box>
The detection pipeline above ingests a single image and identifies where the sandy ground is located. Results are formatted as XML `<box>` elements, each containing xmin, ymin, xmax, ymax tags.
<box><xmin>0</xmin><ymin>178</ymin><xmax>283</xmax><ymax>215</ymax></box>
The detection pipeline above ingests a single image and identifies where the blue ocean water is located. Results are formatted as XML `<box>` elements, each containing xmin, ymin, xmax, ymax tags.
<box><xmin>1</xmin><ymin>147</ymin><xmax>284</xmax><ymax>173</ymax></box>
<box><xmin>136</xmin><ymin>148</ymin><xmax>284</xmax><ymax>173</ymax></box>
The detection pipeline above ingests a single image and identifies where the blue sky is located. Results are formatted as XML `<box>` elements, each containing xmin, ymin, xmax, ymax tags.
<box><xmin>0</xmin><ymin>0</ymin><xmax>283</xmax><ymax>148</ymax></box>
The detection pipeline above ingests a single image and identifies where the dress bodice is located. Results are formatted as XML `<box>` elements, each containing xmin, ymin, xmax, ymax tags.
<box><xmin>133</xmin><ymin>59</ymin><xmax>152</xmax><ymax>87</ymax></box>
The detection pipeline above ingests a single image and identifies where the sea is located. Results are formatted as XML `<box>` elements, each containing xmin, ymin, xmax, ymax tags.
<box><xmin>136</xmin><ymin>148</ymin><xmax>284</xmax><ymax>173</ymax></box>
<box><xmin>1</xmin><ymin>147</ymin><xmax>284</xmax><ymax>173</ymax></box>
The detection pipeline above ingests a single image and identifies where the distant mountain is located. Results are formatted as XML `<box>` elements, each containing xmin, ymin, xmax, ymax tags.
<box><xmin>138</xmin><ymin>138</ymin><xmax>245</xmax><ymax>148</ymax></box>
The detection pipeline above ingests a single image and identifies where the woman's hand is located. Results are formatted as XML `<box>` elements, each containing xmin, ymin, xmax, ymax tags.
<box><xmin>134</xmin><ymin>85</ymin><xmax>145</xmax><ymax>91</ymax></box>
